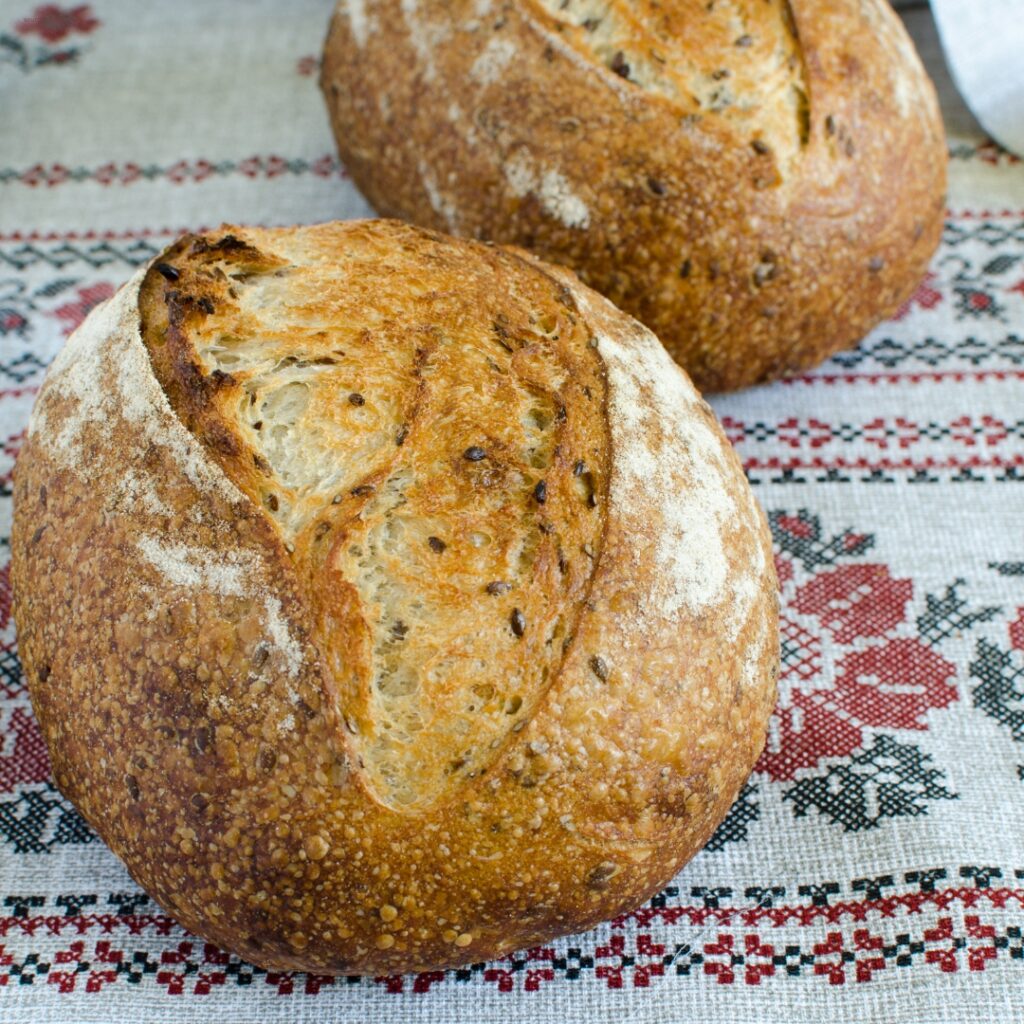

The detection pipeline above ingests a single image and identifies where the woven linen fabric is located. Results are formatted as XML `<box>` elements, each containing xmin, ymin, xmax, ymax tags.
<box><xmin>2</xmin><ymin>3</ymin><xmax>1024</xmax><ymax>1022</ymax></box>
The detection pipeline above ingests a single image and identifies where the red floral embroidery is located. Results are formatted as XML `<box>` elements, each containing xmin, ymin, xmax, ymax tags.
<box><xmin>50</xmin><ymin>281</ymin><xmax>114</xmax><ymax>335</ymax></box>
<box><xmin>0</xmin><ymin>707</ymin><xmax>51</xmax><ymax>794</ymax></box>
<box><xmin>761</xmin><ymin>690</ymin><xmax>864</xmax><ymax>779</ymax></box>
<box><xmin>775</xmin><ymin>514</ymin><xmax>814</xmax><ymax>539</ymax></box>
<box><xmin>832</xmin><ymin>640</ymin><xmax>957</xmax><ymax>729</ymax></box>
<box><xmin>758</xmin><ymin>556</ymin><xmax>958</xmax><ymax>782</ymax></box>
<box><xmin>0</xmin><ymin>563</ymin><xmax>10</xmax><ymax>632</ymax></box>
<box><xmin>792</xmin><ymin>564</ymin><xmax>913</xmax><ymax>644</ymax></box>
<box><xmin>1009</xmin><ymin>608</ymin><xmax>1024</xmax><ymax>651</ymax></box>
<box><xmin>15</xmin><ymin>4</ymin><xmax>98</xmax><ymax>43</ymax></box>
<box><xmin>0</xmin><ymin>310</ymin><xmax>28</xmax><ymax>335</ymax></box>
<box><xmin>892</xmin><ymin>270</ymin><xmax>942</xmax><ymax>320</ymax></box>
<box><xmin>774</xmin><ymin>554</ymin><xmax>794</xmax><ymax>587</ymax></box>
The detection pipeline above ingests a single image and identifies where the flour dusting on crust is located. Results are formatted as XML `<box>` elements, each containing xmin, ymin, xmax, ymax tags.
<box><xmin>471</xmin><ymin>37</ymin><xmax>516</xmax><ymax>86</ymax></box>
<box><xmin>418</xmin><ymin>160</ymin><xmax>459</xmax><ymax>230</ymax></box>
<box><xmin>856</xmin><ymin>0</ymin><xmax>932</xmax><ymax>121</ymax></box>
<box><xmin>341</xmin><ymin>0</ymin><xmax>371</xmax><ymax>47</ymax></box>
<box><xmin>503</xmin><ymin>151</ymin><xmax>537</xmax><ymax>198</ymax></box>
<box><xmin>30</xmin><ymin>269</ymin><xmax>309</xmax><ymax>681</ymax></box>
<box><xmin>112</xmin><ymin>472</ymin><xmax>173</xmax><ymax>517</ymax></box>
<box><xmin>136</xmin><ymin>537</ymin><xmax>256</xmax><ymax>597</ymax></box>
<box><xmin>31</xmin><ymin>271</ymin><xmax>238</xmax><ymax>504</ymax></box>
<box><xmin>502</xmin><ymin>153</ymin><xmax>590</xmax><ymax>229</ymax></box>
<box><xmin>538</xmin><ymin>169</ymin><xmax>590</xmax><ymax>229</ymax></box>
<box><xmin>516</xmin><ymin>9</ymin><xmax>637</xmax><ymax>105</ymax></box>
<box><xmin>599</xmin><ymin>328</ymin><xmax>733</xmax><ymax>617</ymax></box>
<box><xmin>742</xmin><ymin>604</ymin><xmax>775</xmax><ymax>691</ymax></box>
<box><xmin>400</xmin><ymin>0</ymin><xmax>451</xmax><ymax>82</ymax></box>
<box><xmin>568</xmin><ymin>284</ymin><xmax>764</xmax><ymax>632</ymax></box>
<box><xmin>263</xmin><ymin>595</ymin><xmax>304</xmax><ymax>677</ymax></box>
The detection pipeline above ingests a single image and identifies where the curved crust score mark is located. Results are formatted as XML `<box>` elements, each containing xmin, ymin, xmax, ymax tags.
<box><xmin>780</xmin><ymin>0</ymin><xmax>811</xmax><ymax>147</ymax></box>
<box><xmin>137</xmin><ymin>227</ymin><xmax>611</xmax><ymax>814</ymax></box>
<box><xmin>16</xmin><ymin>221</ymin><xmax>780</xmax><ymax>975</ymax></box>
<box><xmin>523</xmin><ymin>0</ymin><xmax>811</xmax><ymax>157</ymax></box>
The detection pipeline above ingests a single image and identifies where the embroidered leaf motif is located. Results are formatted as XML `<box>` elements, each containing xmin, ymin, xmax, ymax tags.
<box><xmin>0</xmin><ymin>351</ymin><xmax>49</xmax><ymax>384</ymax></box>
<box><xmin>0</xmin><ymin>33</ymin><xmax>28</xmax><ymax>71</ymax></box>
<box><xmin>705</xmin><ymin>782</ymin><xmax>758</xmax><ymax>852</ymax></box>
<box><xmin>989</xmin><ymin>561</ymin><xmax>1024</xmax><ymax>577</ymax></box>
<box><xmin>971</xmin><ymin>637</ymin><xmax>1024</xmax><ymax>741</ymax></box>
<box><xmin>916</xmin><ymin>580</ymin><xmax>1001</xmax><ymax>645</ymax></box>
<box><xmin>953</xmin><ymin>287</ymin><xmax>1002</xmax><ymax>320</ymax></box>
<box><xmin>32</xmin><ymin>277</ymin><xmax>78</xmax><ymax>299</ymax></box>
<box><xmin>0</xmin><ymin>783</ymin><xmax>96</xmax><ymax>854</ymax></box>
<box><xmin>0</xmin><ymin>33</ymin><xmax>81</xmax><ymax>71</ymax></box>
<box><xmin>982</xmin><ymin>254</ymin><xmax>1020</xmax><ymax>275</ymax></box>
<box><xmin>784</xmin><ymin>735</ymin><xmax>956</xmax><ymax>831</ymax></box>
<box><xmin>54</xmin><ymin>893</ymin><xmax>97</xmax><ymax>916</ymax></box>
<box><xmin>768</xmin><ymin>510</ymin><xmax>874</xmax><ymax>572</ymax></box>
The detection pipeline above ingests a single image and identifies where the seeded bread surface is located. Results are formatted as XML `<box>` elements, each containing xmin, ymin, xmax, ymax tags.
<box><xmin>12</xmin><ymin>220</ymin><xmax>778</xmax><ymax>974</ymax></box>
<box><xmin>321</xmin><ymin>0</ymin><xmax>947</xmax><ymax>391</ymax></box>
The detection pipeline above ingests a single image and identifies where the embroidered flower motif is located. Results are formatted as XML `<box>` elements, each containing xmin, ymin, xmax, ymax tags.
<box><xmin>0</xmin><ymin>309</ymin><xmax>28</xmax><ymax>337</ymax></box>
<box><xmin>791</xmin><ymin>564</ymin><xmax>913</xmax><ymax>644</ymax></box>
<box><xmin>0</xmin><ymin>707</ymin><xmax>51</xmax><ymax>794</ymax></box>
<box><xmin>1008</xmin><ymin>609</ymin><xmax>1024</xmax><ymax>651</ymax></box>
<box><xmin>759</xmin><ymin>513</ymin><xmax>960</xmax><ymax>782</ymax></box>
<box><xmin>893</xmin><ymin>270</ymin><xmax>942</xmax><ymax>320</ymax></box>
<box><xmin>50</xmin><ymin>282</ymin><xmax>114</xmax><ymax>336</ymax></box>
<box><xmin>832</xmin><ymin>639</ymin><xmax>958</xmax><ymax>730</ymax></box>
<box><xmin>15</xmin><ymin>4</ymin><xmax>98</xmax><ymax>43</ymax></box>
<box><xmin>3</xmin><ymin>3</ymin><xmax>99</xmax><ymax>70</ymax></box>
<box><xmin>0</xmin><ymin>563</ymin><xmax>10</xmax><ymax>634</ymax></box>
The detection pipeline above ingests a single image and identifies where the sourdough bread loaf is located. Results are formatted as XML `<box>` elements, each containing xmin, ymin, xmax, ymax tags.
<box><xmin>13</xmin><ymin>220</ymin><xmax>778</xmax><ymax>974</ymax></box>
<box><xmin>320</xmin><ymin>0</ymin><xmax>947</xmax><ymax>391</ymax></box>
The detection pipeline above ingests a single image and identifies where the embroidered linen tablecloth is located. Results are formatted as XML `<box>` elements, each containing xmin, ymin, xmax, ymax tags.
<box><xmin>2</xmin><ymin>3</ymin><xmax>1024</xmax><ymax>1021</ymax></box>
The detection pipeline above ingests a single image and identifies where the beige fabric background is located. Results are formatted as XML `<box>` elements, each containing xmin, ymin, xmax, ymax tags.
<box><xmin>1</xmin><ymin>3</ymin><xmax>1023</xmax><ymax>1022</ymax></box>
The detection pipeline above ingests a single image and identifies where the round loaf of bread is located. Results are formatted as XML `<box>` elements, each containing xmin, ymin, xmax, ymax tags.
<box><xmin>13</xmin><ymin>220</ymin><xmax>778</xmax><ymax>974</ymax></box>
<box><xmin>320</xmin><ymin>0</ymin><xmax>947</xmax><ymax>392</ymax></box>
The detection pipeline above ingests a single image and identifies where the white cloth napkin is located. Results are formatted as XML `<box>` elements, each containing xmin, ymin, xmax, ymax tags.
<box><xmin>930</xmin><ymin>0</ymin><xmax>1024</xmax><ymax>156</ymax></box>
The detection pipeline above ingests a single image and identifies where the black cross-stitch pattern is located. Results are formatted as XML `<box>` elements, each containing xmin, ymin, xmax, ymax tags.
<box><xmin>830</xmin><ymin>333</ymin><xmax>1024</xmax><ymax>370</ymax></box>
<box><xmin>0</xmin><ymin>783</ymin><xmax>97</xmax><ymax>854</ymax></box>
<box><xmin>704</xmin><ymin>782</ymin><xmax>758</xmax><ymax>852</ymax></box>
<box><xmin>916</xmin><ymin>580</ymin><xmax>1001</xmax><ymax>645</ymax></box>
<box><xmin>971</xmin><ymin>638</ymin><xmax>1024</xmax><ymax>742</ymax></box>
<box><xmin>0</xmin><ymin>240</ymin><xmax>160</xmax><ymax>271</ymax></box>
<box><xmin>784</xmin><ymin>735</ymin><xmax>957</xmax><ymax>831</ymax></box>
<box><xmin>768</xmin><ymin>509</ymin><xmax>875</xmax><ymax>572</ymax></box>
<box><xmin>990</xmin><ymin>562</ymin><xmax>1024</xmax><ymax>576</ymax></box>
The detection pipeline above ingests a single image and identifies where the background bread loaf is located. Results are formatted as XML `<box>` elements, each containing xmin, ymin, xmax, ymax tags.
<box><xmin>320</xmin><ymin>0</ymin><xmax>947</xmax><ymax>391</ymax></box>
<box><xmin>12</xmin><ymin>220</ymin><xmax>778</xmax><ymax>974</ymax></box>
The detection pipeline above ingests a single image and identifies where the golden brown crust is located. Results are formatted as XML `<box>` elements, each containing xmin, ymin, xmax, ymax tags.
<box><xmin>320</xmin><ymin>0</ymin><xmax>947</xmax><ymax>392</ymax></box>
<box><xmin>12</xmin><ymin>220</ymin><xmax>778</xmax><ymax>975</ymax></box>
